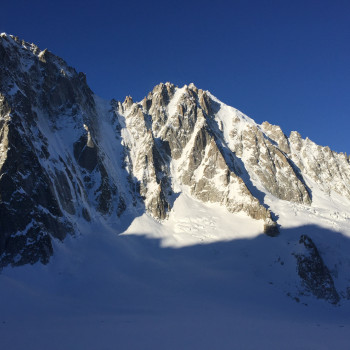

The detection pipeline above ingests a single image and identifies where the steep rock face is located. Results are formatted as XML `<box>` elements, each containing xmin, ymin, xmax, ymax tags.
<box><xmin>288</xmin><ymin>132</ymin><xmax>350</xmax><ymax>198</ymax></box>
<box><xmin>223</xmin><ymin>112</ymin><xmax>311</xmax><ymax>205</ymax></box>
<box><xmin>261</xmin><ymin>122</ymin><xmax>350</xmax><ymax>200</ymax></box>
<box><xmin>115</xmin><ymin>83</ymin><xmax>275</xmax><ymax>227</ymax></box>
<box><xmin>0</xmin><ymin>93</ymin><xmax>64</xmax><ymax>266</ymax></box>
<box><xmin>0</xmin><ymin>34</ymin><xmax>129</xmax><ymax>267</ymax></box>
<box><xmin>116</xmin><ymin>97</ymin><xmax>173</xmax><ymax>220</ymax></box>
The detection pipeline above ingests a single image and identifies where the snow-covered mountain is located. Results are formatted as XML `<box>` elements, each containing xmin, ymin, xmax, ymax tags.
<box><xmin>1</xmin><ymin>33</ymin><xmax>350</xmax><ymax>345</ymax></box>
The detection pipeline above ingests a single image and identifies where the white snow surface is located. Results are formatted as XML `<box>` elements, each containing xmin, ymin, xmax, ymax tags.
<box><xmin>1</xmin><ymin>190</ymin><xmax>350</xmax><ymax>349</ymax></box>
<box><xmin>123</xmin><ymin>193</ymin><xmax>262</xmax><ymax>247</ymax></box>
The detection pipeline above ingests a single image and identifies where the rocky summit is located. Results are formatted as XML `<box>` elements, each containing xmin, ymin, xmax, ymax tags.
<box><xmin>1</xmin><ymin>34</ymin><xmax>350</xmax><ymax>303</ymax></box>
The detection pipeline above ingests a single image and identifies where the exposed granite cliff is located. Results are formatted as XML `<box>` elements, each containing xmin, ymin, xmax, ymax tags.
<box><xmin>0</xmin><ymin>34</ymin><xmax>129</xmax><ymax>266</ymax></box>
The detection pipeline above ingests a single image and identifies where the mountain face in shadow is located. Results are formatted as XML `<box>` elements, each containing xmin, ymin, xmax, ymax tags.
<box><xmin>2</xmin><ymin>225</ymin><xmax>350</xmax><ymax>349</ymax></box>
<box><xmin>1</xmin><ymin>33</ymin><xmax>350</xmax><ymax>307</ymax></box>
<box><xmin>115</xmin><ymin>224</ymin><xmax>349</xmax><ymax>305</ymax></box>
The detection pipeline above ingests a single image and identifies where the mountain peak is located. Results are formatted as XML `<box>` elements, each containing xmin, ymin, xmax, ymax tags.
<box><xmin>1</xmin><ymin>36</ymin><xmax>350</xmax><ymax>307</ymax></box>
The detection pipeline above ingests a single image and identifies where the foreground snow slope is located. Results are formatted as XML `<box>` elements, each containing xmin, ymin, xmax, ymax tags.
<box><xmin>1</xmin><ymin>193</ymin><xmax>350</xmax><ymax>349</ymax></box>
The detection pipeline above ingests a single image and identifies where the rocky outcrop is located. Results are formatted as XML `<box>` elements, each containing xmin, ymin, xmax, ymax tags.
<box><xmin>295</xmin><ymin>234</ymin><xmax>340</xmax><ymax>304</ymax></box>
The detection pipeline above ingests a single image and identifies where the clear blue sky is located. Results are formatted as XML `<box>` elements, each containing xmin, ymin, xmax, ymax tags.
<box><xmin>1</xmin><ymin>0</ymin><xmax>349</xmax><ymax>152</ymax></box>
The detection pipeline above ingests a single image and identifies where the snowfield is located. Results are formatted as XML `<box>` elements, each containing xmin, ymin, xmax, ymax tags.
<box><xmin>1</xmin><ymin>192</ymin><xmax>350</xmax><ymax>350</ymax></box>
